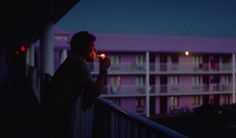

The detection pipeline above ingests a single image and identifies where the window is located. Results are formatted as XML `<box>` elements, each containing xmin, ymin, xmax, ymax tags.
<box><xmin>171</xmin><ymin>55</ymin><xmax>179</xmax><ymax>64</ymax></box>
<box><xmin>169</xmin><ymin>96</ymin><xmax>179</xmax><ymax>107</ymax></box>
<box><xmin>192</xmin><ymin>56</ymin><xmax>202</xmax><ymax>70</ymax></box>
<box><xmin>111</xmin><ymin>54</ymin><xmax>120</xmax><ymax>70</ymax></box>
<box><xmin>192</xmin><ymin>76</ymin><xmax>201</xmax><ymax>89</ymax></box>
<box><xmin>111</xmin><ymin>76</ymin><xmax>121</xmax><ymax>86</ymax></box>
<box><xmin>135</xmin><ymin>54</ymin><xmax>145</xmax><ymax>67</ymax></box>
<box><xmin>222</xmin><ymin>55</ymin><xmax>230</xmax><ymax>63</ymax></box>
<box><xmin>111</xmin><ymin>76</ymin><xmax>121</xmax><ymax>93</ymax></box>
<box><xmin>135</xmin><ymin>76</ymin><xmax>145</xmax><ymax>87</ymax></box>
<box><xmin>135</xmin><ymin>76</ymin><xmax>145</xmax><ymax>92</ymax></box>
<box><xmin>136</xmin><ymin>97</ymin><xmax>145</xmax><ymax>108</ymax></box>
<box><xmin>112</xmin><ymin>98</ymin><xmax>121</xmax><ymax>106</ymax></box>
<box><xmin>169</xmin><ymin>76</ymin><xmax>179</xmax><ymax>87</ymax></box>
<box><xmin>221</xmin><ymin>75</ymin><xmax>230</xmax><ymax>91</ymax></box>
<box><xmin>221</xmin><ymin>75</ymin><xmax>230</xmax><ymax>85</ymax></box>
<box><xmin>192</xmin><ymin>96</ymin><xmax>201</xmax><ymax>106</ymax></box>
<box><xmin>222</xmin><ymin>95</ymin><xmax>230</xmax><ymax>105</ymax></box>
<box><xmin>111</xmin><ymin>54</ymin><xmax>120</xmax><ymax>65</ymax></box>
<box><xmin>193</xmin><ymin>56</ymin><xmax>200</xmax><ymax>65</ymax></box>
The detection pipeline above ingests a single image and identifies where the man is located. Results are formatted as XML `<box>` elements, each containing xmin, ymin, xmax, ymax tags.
<box><xmin>42</xmin><ymin>31</ymin><xmax>110</xmax><ymax>138</ymax></box>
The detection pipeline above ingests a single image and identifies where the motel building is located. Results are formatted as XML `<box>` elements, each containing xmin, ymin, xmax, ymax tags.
<box><xmin>30</xmin><ymin>27</ymin><xmax>236</xmax><ymax>117</ymax></box>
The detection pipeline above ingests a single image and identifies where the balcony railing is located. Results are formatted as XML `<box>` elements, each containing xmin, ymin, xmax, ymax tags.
<box><xmin>89</xmin><ymin>62</ymin><xmax>232</xmax><ymax>74</ymax></box>
<box><xmin>89</xmin><ymin>62</ymin><xmax>146</xmax><ymax>73</ymax></box>
<box><xmin>99</xmin><ymin>83</ymin><xmax>231</xmax><ymax>96</ymax></box>
<box><xmin>150</xmin><ymin>84</ymin><xmax>231</xmax><ymax>95</ymax></box>
<box><xmin>150</xmin><ymin>63</ymin><xmax>232</xmax><ymax>73</ymax></box>
<box><xmin>101</xmin><ymin>85</ymin><xmax>146</xmax><ymax>96</ymax></box>
<box><xmin>74</xmin><ymin>97</ymin><xmax>187</xmax><ymax>138</ymax></box>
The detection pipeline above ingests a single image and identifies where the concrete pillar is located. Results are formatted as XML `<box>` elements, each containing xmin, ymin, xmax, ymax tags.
<box><xmin>26</xmin><ymin>46</ymin><xmax>30</xmax><ymax>65</ymax></box>
<box><xmin>145</xmin><ymin>51</ymin><xmax>150</xmax><ymax>117</ymax></box>
<box><xmin>232</xmin><ymin>53</ymin><xmax>235</xmax><ymax>103</ymax></box>
<box><xmin>39</xmin><ymin>22</ymin><xmax>54</xmax><ymax>103</ymax></box>
<box><xmin>40</xmin><ymin>22</ymin><xmax>54</xmax><ymax>76</ymax></box>
<box><xmin>60</xmin><ymin>49</ymin><xmax>67</xmax><ymax>64</ymax></box>
<box><xmin>25</xmin><ymin>43</ymin><xmax>35</xmax><ymax>67</ymax></box>
<box><xmin>29</xmin><ymin>43</ymin><xmax>35</xmax><ymax>67</ymax></box>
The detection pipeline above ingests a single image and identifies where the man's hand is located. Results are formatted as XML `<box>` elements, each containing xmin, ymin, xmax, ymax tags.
<box><xmin>99</xmin><ymin>56</ymin><xmax>111</xmax><ymax>71</ymax></box>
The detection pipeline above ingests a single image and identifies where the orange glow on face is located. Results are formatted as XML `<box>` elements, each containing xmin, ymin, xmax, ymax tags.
<box><xmin>20</xmin><ymin>45</ymin><xmax>26</xmax><ymax>52</ymax></box>
<box><xmin>97</xmin><ymin>53</ymin><xmax>106</xmax><ymax>59</ymax></box>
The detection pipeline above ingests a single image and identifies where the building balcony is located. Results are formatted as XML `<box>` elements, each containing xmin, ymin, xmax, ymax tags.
<box><xmin>150</xmin><ymin>84</ymin><xmax>232</xmax><ymax>96</ymax></box>
<box><xmin>101</xmin><ymin>85</ymin><xmax>146</xmax><ymax>97</ymax></box>
<box><xmin>89</xmin><ymin>62</ymin><xmax>146</xmax><ymax>74</ymax></box>
<box><xmin>150</xmin><ymin>63</ymin><xmax>232</xmax><ymax>74</ymax></box>
<box><xmin>90</xmin><ymin>62</ymin><xmax>232</xmax><ymax>74</ymax></box>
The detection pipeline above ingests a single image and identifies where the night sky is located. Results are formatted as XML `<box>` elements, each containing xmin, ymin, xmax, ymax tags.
<box><xmin>57</xmin><ymin>0</ymin><xmax>236</xmax><ymax>38</ymax></box>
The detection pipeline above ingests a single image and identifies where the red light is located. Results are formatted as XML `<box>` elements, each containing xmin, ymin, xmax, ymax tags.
<box><xmin>16</xmin><ymin>51</ymin><xmax>19</xmax><ymax>55</ymax></box>
<box><xmin>20</xmin><ymin>45</ymin><xmax>26</xmax><ymax>52</ymax></box>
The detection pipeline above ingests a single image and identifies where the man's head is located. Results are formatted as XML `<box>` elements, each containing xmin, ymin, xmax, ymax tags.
<box><xmin>70</xmin><ymin>31</ymin><xmax>96</xmax><ymax>62</ymax></box>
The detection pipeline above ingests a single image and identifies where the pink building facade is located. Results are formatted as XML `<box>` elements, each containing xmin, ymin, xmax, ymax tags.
<box><xmin>33</xmin><ymin>27</ymin><xmax>236</xmax><ymax>117</ymax></box>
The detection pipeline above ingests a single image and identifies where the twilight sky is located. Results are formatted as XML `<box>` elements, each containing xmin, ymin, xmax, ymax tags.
<box><xmin>57</xmin><ymin>0</ymin><xmax>236</xmax><ymax>38</ymax></box>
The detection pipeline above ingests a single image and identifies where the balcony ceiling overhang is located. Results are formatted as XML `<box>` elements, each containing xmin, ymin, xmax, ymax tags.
<box><xmin>0</xmin><ymin>0</ymin><xmax>79</xmax><ymax>48</ymax></box>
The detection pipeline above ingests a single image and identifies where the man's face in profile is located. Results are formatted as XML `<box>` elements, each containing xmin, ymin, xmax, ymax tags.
<box><xmin>87</xmin><ymin>42</ymin><xmax>96</xmax><ymax>62</ymax></box>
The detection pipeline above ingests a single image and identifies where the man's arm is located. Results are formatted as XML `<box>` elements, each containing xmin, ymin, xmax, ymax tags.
<box><xmin>92</xmin><ymin>56</ymin><xmax>110</xmax><ymax>96</ymax></box>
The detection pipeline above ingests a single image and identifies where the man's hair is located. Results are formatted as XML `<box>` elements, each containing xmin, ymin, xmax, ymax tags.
<box><xmin>70</xmin><ymin>31</ymin><xmax>96</xmax><ymax>55</ymax></box>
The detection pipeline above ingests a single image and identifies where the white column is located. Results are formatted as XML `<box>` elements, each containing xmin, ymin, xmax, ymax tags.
<box><xmin>60</xmin><ymin>49</ymin><xmax>67</xmax><ymax>64</ymax></box>
<box><xmin>145</xmin><ymin>51</ymin><xmax>150</xmax><ymax>117</ymax></box>
<box><xmin>40</xmin><ymin>22</ymin><xmax>54</xmax><ymax>76</ymax></box>
<box><xmin>29</xmin><ymin>43</ymin><xmax>35</xmax><ymax>67</ymax></box>
<box><xmin>232</xmin><ymin>53</ymin><xmax>235</xmax><ymax>103</ymax></box>
<box><xmin>26</xmin><ymin>46</ymin><xmax>30</xmax><ymax>65</ymax></box>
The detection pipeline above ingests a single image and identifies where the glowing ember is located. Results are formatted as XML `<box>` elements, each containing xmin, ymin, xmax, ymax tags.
<box><xmin>97</xmin><ymin>53</ymin><xmax>106</xmax><ymax>59</ymax></box>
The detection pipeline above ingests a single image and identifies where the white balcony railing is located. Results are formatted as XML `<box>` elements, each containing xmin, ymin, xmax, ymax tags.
<box><xmin>89</xmin><ymin>62</ymin><xmax>232</xmax><ymax>74</ymax></box>
<box><xmin>101</xmin><ymin>85</ymin><xmax>146</xmax><ymax>96</ymax></box>
<box><xmin>89</xmin><ymin>62</ymin><xmax>146</xmax><ymax>73</ymax></box>
<box><xmin>101</xmin><ymin>83</ymin><xmax>231</xmax><ymax>97</ymax></box>
<box><xmin>150</xmin><ymin>84</ymin><xmax>232</xmax><ymax>95</ymax></box>
<box><xmin>150</xmin><ymin>63</ymin><xmax>232</xmax><ymax>73</ymax></box>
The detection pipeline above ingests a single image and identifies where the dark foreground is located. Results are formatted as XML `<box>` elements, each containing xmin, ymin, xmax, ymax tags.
<box><xmin>151</xmin><ymin>104</ymin><xmax>236</xmax><ymax>138</ymax></box>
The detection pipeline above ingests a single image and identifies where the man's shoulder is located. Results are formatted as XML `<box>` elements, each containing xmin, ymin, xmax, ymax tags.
<box><xmin>67</xmin><ymin>56</ymin><xmax>87</xmax><ymax>64</ymax></box>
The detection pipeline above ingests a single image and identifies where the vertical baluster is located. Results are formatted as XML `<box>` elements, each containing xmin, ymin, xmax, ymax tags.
<box><xmin>126</xmin><ymin>120</ymin><xmax>131</xmax><ymax>138</ymax></box>
<box><xmin>138</xmin><ymin>126</ymin><xmax>146</xmax><ymax>138</ymax></box>
<box><xmin>133</xmin><ymin>124</ymin><xmax>138</xmax><ymax>138</ymax></box>
<box><xmin>110</xmin><ymin>112</ymin><xmax>115</xmax><ymax>138</ymax></box>
<box><xmin>114</xmin><ymin>113</ymin><xmax>118</xmax><ymax>138</ymax></box>
<box><xmin>104</xmin><ymin>109</ymin><xmax>110</xmax><ymax>138</ymax></box>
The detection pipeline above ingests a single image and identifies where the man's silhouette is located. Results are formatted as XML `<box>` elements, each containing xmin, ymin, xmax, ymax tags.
<box><xmin>42</xmin><ymin>31</ymin><xmax>110</xmax><ymax>138</ymax></box>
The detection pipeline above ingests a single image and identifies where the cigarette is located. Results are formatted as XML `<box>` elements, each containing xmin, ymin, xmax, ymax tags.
<box><xmin>97</xmin><ymin>53</ymin><xmax>106</xmax><ymax>59</ymax></box>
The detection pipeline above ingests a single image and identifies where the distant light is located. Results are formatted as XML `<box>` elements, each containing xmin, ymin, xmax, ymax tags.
<box><xmin>185</xmin><ymin>51</ymin><xmax>189</xmax><ymax>56</ymax></box>
<box><xmin>16</xmin><ymin>51</ymin><xmax>19</xmax><ymax>55</ymax></box>
<box><xmin>20</xmin><ymin>45</ymin><xmax>26</xmax><ymax>52</ymax></box>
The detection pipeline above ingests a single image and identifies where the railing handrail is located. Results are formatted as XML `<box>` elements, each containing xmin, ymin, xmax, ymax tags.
<box><xmin>95</xmin><ymin>97</ymin><xmax>187</xmax><ymax>138</ymax></box>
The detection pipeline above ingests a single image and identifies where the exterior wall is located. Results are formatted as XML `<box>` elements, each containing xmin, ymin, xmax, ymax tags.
<box><xmin>179</xmin><ymin>96</ymin><xmax>193</xmax><ymax>110</ymax></box>
<box><xmin>121</xmin><ymin>54</ymin><xmax>133</xmax><ymax>63</ymax></box>
<box><xmin>179</xmin><ymin>54</ymin><xmax>192</xmax><ymax>64</ymax></box>
<box><xmin>220</xmin><ymin>94</ymin><xmax>231</xmax><ymax>105</ymax></box>
<box><xmin>121</xmin><ymin>97</ymin><xmax>138</xmax><ymax>113</ymax></box>
<box><xmin>155</xmin><ymin>97</ymin><xmax>160</xmax><ymax>114</ymax></box>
